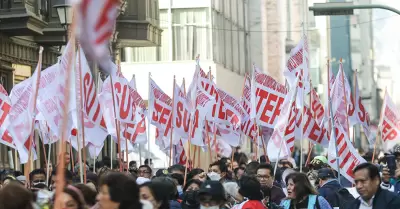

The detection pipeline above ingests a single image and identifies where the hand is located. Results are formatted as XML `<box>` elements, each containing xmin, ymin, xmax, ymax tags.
<box><xmin>382</xmin><ymin>167</ymin><xmax>391</xmax><ymax>183</ymax></box>
<box><xmin>395</xmin><ymin>168</ymin><xmax>400</xmax><ymax>179</ymax></box>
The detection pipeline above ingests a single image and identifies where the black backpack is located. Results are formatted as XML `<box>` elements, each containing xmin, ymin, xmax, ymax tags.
<box><xmin>334</xmin><ymin>188</ymin><xmax>355</xmax><ymax>209</ymax></box>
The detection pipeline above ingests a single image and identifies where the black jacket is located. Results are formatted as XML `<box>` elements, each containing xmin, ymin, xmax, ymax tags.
<box><xmin>346</xmin><ymin>187</ymin><xmax>400</xmax><ymax>209</ymax></box>
<box><xmin>318</xmin><ymin>179</ymin><xmax>342</xmax><ymax>207</ymax></box>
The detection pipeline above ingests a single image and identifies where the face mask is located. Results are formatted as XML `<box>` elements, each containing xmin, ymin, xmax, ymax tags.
<box><xmin>183</xmin><ymin>190</ymin><xmax>199</xmax><ymax>205</ymax></box>
<box><xmin>177</xmin><ymin>185</ymin><xmax>183</xmax><ymax>194</ymax></box>
<box><xmin>200</xmin><ymin>206</ymin><xmax>219</xmax><ymax>209</ymax></box>
<box><xmin>207</xmin><ymin>172</ymin><xmax>221</xmax><ymax>181</ymax></box>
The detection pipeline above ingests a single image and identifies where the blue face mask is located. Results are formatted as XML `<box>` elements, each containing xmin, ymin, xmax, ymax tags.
<box><xmin>177</xmin><ymin>185</ymin><xmax>183</xmax><ymax>195</ymax></box>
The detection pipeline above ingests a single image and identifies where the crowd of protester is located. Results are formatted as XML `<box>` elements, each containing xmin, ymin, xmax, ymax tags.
<box><xmin>1</xmin><ymin>147</ymin><xmax>400</xmax><ymax>209</ymax></box>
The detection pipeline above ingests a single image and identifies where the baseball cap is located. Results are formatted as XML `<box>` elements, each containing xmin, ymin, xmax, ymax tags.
<box><xmin>197</xmin><ymin>180</ymin><xmax>226</xmax><ymax>201</ymax></box>
<box><xmin>318</xmin><ymin>168</ymin><xmax>335</xmax><ymax>179</ymax></box>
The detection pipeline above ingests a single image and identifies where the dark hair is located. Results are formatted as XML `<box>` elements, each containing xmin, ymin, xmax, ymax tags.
<box><xmin>259</xmin><ymin>155</ymin><xmax>267</xmax><ymax>163</ymax></box>
<box><xmin>99</xmin><ymin>172</ymin><xmax>141</xmax><ymax>209</ymax></box>
<box><xmin>168</xmin><ymin>164</ymin><xmax>185</xmax><ymax>173</ymax></box>
<box><xmin>353</xmin><ymin>163</ymin><xmax>380</xmax><ymax>180</ymax></box>
<box><xmin>183</xmin><ymin>179</ymin><xmax>202</xmax><ymax>191</ymax></box>
<box><xmin>144</xmin><ymin>158</ymin><xmax>153</xmax><ymax>165</ymax></box>
<box><xmin>63</xmin><ymin>186</ymin><xmax>86</xmax><ymax>209</ymax></box>
<box><xmin>139</xmin><ymin>165</ymin><xmax>152</xmax><ymax>174</ymax></box>
<box><xmin>29</xmin><ymin>169</ymin><xmax>45</xmax><ymax>181</ymax></box>
<box><xmin>140</xmin><ymin>182</ymin><xmax>170</xmax><ymax>209</ymax></box>
<box><xmin>0</xmin><ymin>182</ymin><xmax>34</xmax><ymax>209</ymax></box>
<box><xmin>187</xmin><ymin>168</ymin><xmax>204</xmax><ymax>181</ymax></box>
<box><xmin>152</xmin><ymin>176</ymin><xmax>178</xmax><ymax>200</ymax></box>
<box><xmin>129</xmin><ymin>161</ymin><xmax>137</xmax><ymax>167</ymax></box>
<box><xmin>74</xmin><ymin>184</ymin><xmax>97</xmax><ymax>207</ymax></box>
<box><xmin>285</xmin><ymin>172</ymin><xmax>317</xmax><ymax>201</ymax></box>
<box><xmin>210</xmin><ymin>160</ymin><xmax>228</xmax><ymax>173</ymax></box>
<box><xmin>102</xmin><ymin>157</ymin><xmax>111</xmax><ymax>168</ymax></box>
<box><xmin>234</xmin><ymin>167</ymin><xmax>245</xmax><ymax>176</ymax></box>
<box><xmin>246</xmin><ymin>161</ymin><xmax>260</xmax><ymax>176</ymax></box>
<box><xmin>238</xmin><ymin>175</ymin><xmax>263</xmax><ymax>200</ymax></box>
<box><xmin>52</xmin><ymin>168</ymin><xmax>73</xmax><ymax>182</ymax></box>
<box><xmin>170</xmin><ymin>173</ymin><xmax>184</xmax><ymax>186</ymax></box>
<box><xmin>256</xmin><ymin>163</ymin><xmax>274</xmax><ymax>177</ymax></box>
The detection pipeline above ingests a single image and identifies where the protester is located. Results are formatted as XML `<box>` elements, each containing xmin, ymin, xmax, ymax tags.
<box><xmin>74</xmin><ymin>183</ymin><xmax>97</xmax><ymax>207</ymax></box>
<box><xmin>29</xmin><ymin>168</ymin><xmax>46</xmax><ymax>189</ymax></box>
<box><xmin>347</xmin><ymin>163</ymin><xmax>400</xmax><ymax>209</ymax></box>
<box><xmin>169</xmin><ymin>164</ymin><xmax>186</xmax><ymax>175</ymax></box>
<box><xmin>208</xmin><ymin>161</ymin><xmax>230</xmax><ymax>182</ymax></box>
<box><xmin>183</xmin><ymin>179</ymin><xmax>202</xmax><ymax>192</ymax></box>
<box><xmin>197</xmin><ymin>181</ymin><xmax>227</xmax><ymax>209</ymax></box>
<box><xmin>140</xmin><ymin>181</ymin><xmax>170</xmax><ymax>209</ymax></box>
<box><xmin>246</xmin><ymin>161</ymin><xmax>259</xmax><ymax>177</ymax></box>
<box><xmin>97</xmin><ymin>172</ymin><xmax>142</xmax><ymax>209</ymax></box>
<box><xmin>0</xmin><ymin>182</ymin><xmax>34</xmax><ymax>209</ymax></box>
<box><xmin>139</xmin><ymin>165</ymin><xmax>153</xmax><ymax>179</ymax></box>
<box><xmin>318</xmin><ymin>168</ymin><xmax>355</xmax><ymax>209</ymax></box>
<box><xmin>152</xmin><ymin>176</ymin><xmax>182</xmax><ymax>209</ymax></box>
<box><xmin>182</xmin><ymin>180</ymin><xmax>202</xmax><ymax>209</ymax></box>
<box><xmin>187</xmin><ymin>169</ymin><xmax>208</xmax><ymax>182</ymax></box>
<box><xmin>232</xmin><ymin>176</ymin><xmax>266</xmax><ymax>209</ymax></box>
<box><xmin>233</xmin><ymin>167</ymin><xmax>245</xmax><ymax>180</ymax></box>
<box><xmin>61</xmin><ymin>185</ymin><xmax>86</xmax><ymax>209</ymax></box>
<box><xmin>256</xmin><ymin>163</ymin><xmax>286</xmax><ymax>205</ymax></box>
<box><xmin>281</xmin><ymin>172</ymin><xmax>332</xmax><ymax>209</ymax></box>
<box><xmin>223</xmin><ymin>181</ymin><xmax>242</xmax><ymax>207</ymax></box>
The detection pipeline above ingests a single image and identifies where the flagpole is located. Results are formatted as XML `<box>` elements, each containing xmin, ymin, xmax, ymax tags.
<box><xmin>125</xmin><ymin>124</ymin><xmax>129</xmax><ymax>172</ymax></box>
<box><xmin>77</xmin><ymin>46</ymin><xmax>86</xmax><ymax>183</ymax></box>
<box><xmin>372</xmin><ymin>87</ymin><xmax>386</xmax><ymax>162</ymax></box>
<box><xmin>329</xmin><ymin>98</ymin><xmax>341</xmax><ymax>184</ymax></box>
<box><xmin>46</xmin><ymin>142</ymin><xmax>52</xmax><ymax>186</ymax></box>
<box><xmin>147</xmin><ymin>72</ymin><xmax>152</xmax><ymax>166</ymax></box>
<box><xmin>306</xmin><ymin>79</ymin><xmax>314</xmax><ymax>166</ymax></box>
<box><xmin>169</xmin><ymin>75</ymin><xmax>176</xmax><ymax>166</ymax></box>
<box><xmin>25</xmin><ymin>47</ymin><xmax>43</xmax><ymax>185</ymax></box>
<box><xmin>109</xmin><ymin>67</ymin><xmax>122</xmax><ymax>171</ymax></box>
<box><xmin>339</xmin><ymin>59</ymin><xmax>352</xmax><ymax>143</ymax></box>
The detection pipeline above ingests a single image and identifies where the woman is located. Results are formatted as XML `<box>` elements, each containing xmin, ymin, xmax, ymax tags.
<box><xmin>75</xmin><ymin>184</ymin><xmax>97</xmax><ymax>208</ymax></box>
<box><xmin>181</xmin><ymin>179</ymin><xmax>202</xmax><ymax>209</ymax></box>
<box><xmin>61</xmin><ymin>185</ymin><xmax>87</xmax><ymax>209</ymax></box>
<box><xmin>152</xmin><ymin>176</ymin><xmax>182</xmax><ymax>209</ymax></box>
<box><xmin>97</xmin><ymin>172</ymin><xmax>142</xmax><ymax>209</ymax></box>
<box><xmin>0</xmin><ymin>182</ymin><xmax>34</xmax><ymax>209</ymax></box>
<box><xmin>140</xmin><ymin>181</ymin><xmax>170</xmax><ymax>209</ymax></box>
<box><xmin>280</xmin><ymin>172</ymin><xmax>332</xmax><ymax>209</ymax></box>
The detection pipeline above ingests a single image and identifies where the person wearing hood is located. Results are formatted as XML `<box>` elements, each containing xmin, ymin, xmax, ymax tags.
<box><xmin>181</xmin><ymin>179</ymin><xmax>202</xmax><ymax>209</ymax></box>
<box><xmin>317</xmin><ymin>168</ymin><xmax>354</xmax><ymax>208</ymax></box>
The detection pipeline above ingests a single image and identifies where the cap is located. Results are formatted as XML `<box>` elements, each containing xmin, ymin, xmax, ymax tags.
<box><xmin>155</xmin><ymin>169</ymin><xmax>169</xmax><ymax>177</ymax></box>
<box><xmin>318</xmin><ymin>168</ymin><xmax>335</xmax><ymax>179</ymax></box>
<box><xmin>313</xmin><ymin>156</ymin><xmax>328</xmax><ymax>164</ymax></box>
<box><xmin>197</xmin><ymin>180</ymin><xmax>226</xmax><ymax>201</ymax></box>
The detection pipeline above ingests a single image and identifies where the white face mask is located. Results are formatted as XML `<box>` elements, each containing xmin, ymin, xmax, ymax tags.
<box><xmin>200</xmin><ymin>206</ymin><xmax>219</xmax><ymax>209</ymax></box>
<box><xmin>207</xmin><ymin>172</ymin><xmax>221</xmax><ymax>181</ymax></box>
<box><xmin>177</xmin><ymin>185</ymin><xmax>183</xmax><ymax>194</ymax></box>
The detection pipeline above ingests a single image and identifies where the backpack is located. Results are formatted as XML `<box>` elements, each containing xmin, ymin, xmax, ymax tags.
<box><xmin>334</xmin><ymin>188</ymin><xmax>355</xmax><ymax>209</ymax></box>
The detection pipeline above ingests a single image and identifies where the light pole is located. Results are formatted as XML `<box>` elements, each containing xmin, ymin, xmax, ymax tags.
<box><xmin>309</xmin><ymin>2</ymin><xmax>400</xmax><ymax>16</ymax></box>
<box><xmin>53</xmin><ymin>0</ymin><xmax>73</xmax><ymax>43</ymax></box>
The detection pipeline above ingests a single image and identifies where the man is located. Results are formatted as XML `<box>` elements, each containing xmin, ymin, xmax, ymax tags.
<box><xmin>208</xmin><ymin>160</ymin><xmax>229</xmax><ymax>182</ymax></box>
<box><xmin>318</xmin><ymin>168</ymin><xmax>354</xmax><ymax>208</ymax></box>
<box><xmin>138</xmin><ymin>165</ymin><xmax>152</xmax><ymax>179</ymax></box>
<box><xmin>129</xmin><ymin>161</ymin><xmax>137</xmax><ymax>170</ymax></box>
<box><xmin>234</xmin><ymin>167</ymin><xmax>245</xmax><ymax>180</ymax></box>
<box><xmin>255</xmin><ymin>163</ymin><xmax>285</xmax><ymax>205</ymax></box>
<box><xmin>169</xmin><ymin>164</ymin><xmax>185</xmax><ymax>175</ymax></box>
<box><xmin>49</xmin><ymin>169</ymin><xmax>73</xmax><ymax>191</ymax></box>
<box><xmin>144</xmin><ymin>158</ymin><xmax>153</xmax><ymax>167</ymax></box>
<box><xmin>347</xmin><ymin>163</ymin><xmax>400</xmax><ymax>209</ymax></box>
<box><xmin>197</xmin><ymin>180</ymin><xmax>227</xmax><ymax>209</ymax></box>
<box><xmin>246</xmin><ymin>161</ymin><xmax>259</xmax><ymax>177</ymax></box>
<box><xmin>29</xmin><ymin>169</ymin><xmax>46</xmax><ymax>188</ymax></box>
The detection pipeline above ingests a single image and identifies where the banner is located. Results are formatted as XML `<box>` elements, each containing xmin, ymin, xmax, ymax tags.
<box><xmin>0</xmin><ymin>84</ymin><xmax>13</xmax><ymax>148</ymax></box>
<box><xmin>254</xmin><ymin>69</ymin><xmax>287</xmax><ymax>129</ymax></box>
<box><xmin>328</xmin><ymin>124</ymin><xmax>366</xmax><ymax>183</ymax></box>
<box><xmin>379</xmin><ymin>92</ymin><xmax>400</xmax><ymax>152</ymax></box>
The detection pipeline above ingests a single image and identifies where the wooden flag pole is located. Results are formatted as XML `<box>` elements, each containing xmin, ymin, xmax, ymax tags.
<box><xmin>54</xmin><ymin>13</ymin><xmax>76</xmax><ymax>209</ymax></box>
<box><xmin>169</xmin><ymin>75</ymin><xmax>176</xmax><ymax>166</ymax></box>
<box><xmin>77</xmin><ymin>45</ymin><xmax>87</xmax><ymax>183</ymax></box>
<box><xmin>25</xmin><ymin>46</ymin><xmax>44</xmax><ymax>186</ymax></box>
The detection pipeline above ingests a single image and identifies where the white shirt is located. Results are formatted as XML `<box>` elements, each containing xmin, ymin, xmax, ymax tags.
<box><xmin>358</xmin><ymin>196</ymin><xmax>374</xmax><ymax>209</ymax></box>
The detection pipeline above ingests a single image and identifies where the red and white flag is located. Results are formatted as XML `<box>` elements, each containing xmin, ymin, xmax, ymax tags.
<box><xmin>379</xmin><ymin>91</ymin><xmax>400</xmax><ymax>152</ymax></box>
<box><xmin>0</xmin><ymin>84</ymin><xmax>13</xmax><ymax>148</ymax></box>
<box><xmin>330</xmin><ymin>63</ymin><xmax>352</xmax><ymax>133</ymax></box>
<box><xmin>74</xmin><ymin>0</ymin><xmax>120</xmax><ymax>75</ymax></box>
<box><xmin>348</xmin><ymin>74</ymin><xmax>373</xmax><ymax>144</ymax></box>
<box><xmin>310</xmin><ymin>88</ymin><xmax>325</xmax><ymax>126</ymax></box>
<box><xmin>8</xmin><ymin>48</ymin><xmax>43</xmax><ymax>163</ymax></box>
<box><xmin>328</xmin><ymin>124</ymin><xmax>366</xmax><ymax>183</ymax></box>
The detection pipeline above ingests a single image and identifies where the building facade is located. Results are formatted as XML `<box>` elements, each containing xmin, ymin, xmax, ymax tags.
<box><xmin>0</xmin><ymin>0</ymin><xmax>162</xmax><ymax>170</ymax></box>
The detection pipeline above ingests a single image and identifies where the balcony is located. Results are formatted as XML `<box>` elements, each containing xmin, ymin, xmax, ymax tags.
<box><xmin>0</xmin><ymin>0</ymin><xmax>48</xmax><ymax>36</ymax></box>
